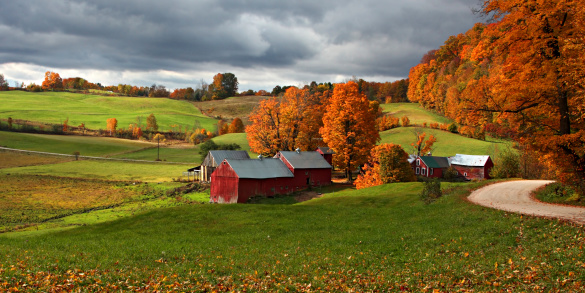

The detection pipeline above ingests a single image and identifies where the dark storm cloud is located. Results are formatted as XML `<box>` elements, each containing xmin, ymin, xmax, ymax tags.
<box><xmin>0</xmin><ymin>0</ymin><xmax>481</xmax><ymax>88</ymax></box>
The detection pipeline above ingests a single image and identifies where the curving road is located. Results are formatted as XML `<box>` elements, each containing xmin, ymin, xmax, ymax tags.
<box><xmin>468</xmin><ymin>180</ymin><xmax>585</xmax><ymax>225</ymax></box>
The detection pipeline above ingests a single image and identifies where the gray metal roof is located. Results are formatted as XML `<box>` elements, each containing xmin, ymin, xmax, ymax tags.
<box><xmin>276</xmin><ymin>151</ymin><xmax>332</xmax><ymax>169</ymax></box>
<box><xmin>225</xmin><ymin>158</ymin><xmax>294</xmax><ymax>179</ymax></box>
<box><xmin>203</xmin><ymin>150</ymin><xmax>250</xmax><ymax>167</ymax></box>
<box><xmin>450</xmin><ymin>154</ymin><xmax>491</xmax><ymax>167</ymax></box>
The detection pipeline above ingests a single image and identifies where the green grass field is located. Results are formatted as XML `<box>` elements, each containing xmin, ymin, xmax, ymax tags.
<box><xmin>380</xmin><ymin>127</ymin><xmax>507</xmax><ymax>156</ymax></box>
<box><xmin>0</xmin><ymin>160</ymin><xmax>189</xmax><ymax>182</ymax></box>
<box><xmin>0</xmin><ymin>91</ymin><xmax>218</xmax><ymax>131</ymax></box>
<box><xmin>381</xmin><ymin>103</ymin><xmax>452</xmax><ymax>125</ymax></box>
<box><xmin>1</xmin><ymin>180</ymin><xmax>583</xmax><ymax>291</ymax></box>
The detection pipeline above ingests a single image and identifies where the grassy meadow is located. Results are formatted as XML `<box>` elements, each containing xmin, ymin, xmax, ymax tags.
<box><xmin>380</xmin><ymin>127</ymin><xmax>507</xmax><ymax>156</ymax></box>
<box><xmin>381</xmin><ymin>103</ymin><xmax>453</xmax><ymax>125</ymax></box>
<box><xmin>1</xmin><ymin>181</ymin><xmax>584</xmax><ymax>291</ymax></box>
<box><xmin>196</xmin><ymin>95</ymin><xmax>272</xmax><ymax>123</ymax></box>
<box><xmin>0</xmin><ymin>91</ymin><xmax>218</xmax><ymax>131</ymax></box>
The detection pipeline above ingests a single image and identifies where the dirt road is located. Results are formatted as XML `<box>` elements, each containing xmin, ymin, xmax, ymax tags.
<box><xmin>468</xmin><ymin>180</ymin><xmax>585</xmax><ymax>225</ymax></box>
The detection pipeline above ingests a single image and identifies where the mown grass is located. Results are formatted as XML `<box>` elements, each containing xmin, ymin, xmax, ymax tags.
<box><xmin>0</xmin><ymin>160</ymin><xmax>188</xmax><ymax>182</ymax></box>
<box><xmin>0</xmin><ymin>91</ymin><xmax>218</xmax><ymax>131</ymax></box>
<box><xmin>0</xmin><ymin>150</ymin><xmax>71</xmax><ymax>168</ymax></box>
<box><xmin>381</xmin><ymin>103</ymin><xmax>453</xmax><ymax>125</ymax></box>
<box><xmin>380</xmin><ymin>127</ymin><xmax>508</xmax><ymax>156</ymax></box>
<box><xmin>0</xmin><ymin>130</ymin><xmax>151</xmax><ymax>156</ymax></box>
<box><xmin>1</xmin><ymin>180</ymin><xmax>584</xmax><ymax>291</ymax></box>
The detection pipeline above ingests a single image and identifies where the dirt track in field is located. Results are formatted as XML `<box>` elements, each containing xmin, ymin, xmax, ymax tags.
<box><xmin>468</xmin><ymin>180</ymin><xmax>585</xmax><ymax>225</ymax></box>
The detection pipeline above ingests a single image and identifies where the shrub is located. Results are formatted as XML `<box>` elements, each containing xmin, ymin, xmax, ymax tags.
<box><xmin>420</xmin><ymin>178</ymin><xmax>442</xmax><ymax>204</ymax></box>
<box><xmin>443</xmin><ymin>166</ymin><xmax>460</xmax><ymax>181</ymax></box>
<box><xmin>447</xmin><ymin>123</ymin><xmax>458</xmax><ymax>133</ymax></box>
<box><xmin>489</xmin><ymin>147</ymin><xmax>520</xmax><ymax>178</ymax></box>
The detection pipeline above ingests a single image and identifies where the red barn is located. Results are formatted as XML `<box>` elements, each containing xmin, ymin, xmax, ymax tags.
<box><xmin>316</xmin><ymin>147</ymin><xmax>335</xmax><ymax>166</ymax></box>
<box><xmin>409</xmin><ymin>155</ymin><xmax>450</xmax><ymax>178</ymax></box>
<box><xmin>210</xmin><ymin>158</ymin><xmax>294</xmax><ymax>203</ymax></box>
<box><xmin>274</xmin><ymin>150</ymin><xmax>332</xmax><ymax>190</ymax></box>
<box><xmin>449</xmin><ymin>154</ymin><xmax>493</xmax><ymax>180</ymax></box>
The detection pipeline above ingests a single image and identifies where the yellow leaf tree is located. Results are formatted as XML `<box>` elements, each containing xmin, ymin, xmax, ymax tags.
<box><xmin>320</xmin><ymin>81</ymin><xmax>380</xmax><ymax>181</ymax></box>
<box><xmin>355</xmin><ymin>143</ymin><xmax>416</xmax><ymax>189</ymax></box>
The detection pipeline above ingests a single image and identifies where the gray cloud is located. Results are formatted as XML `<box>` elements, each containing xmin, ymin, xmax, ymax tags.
<box><xmin>0</xmin><ymin>0</ymin><xmax>481</xmax><ymax>89</ymax></box>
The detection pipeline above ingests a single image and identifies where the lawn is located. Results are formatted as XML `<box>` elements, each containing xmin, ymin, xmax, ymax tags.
<box><xmin>0</xmin><ymin>91</ymin><xmax>218</xmax><ymax>131</ymax></box>
<box><xmin>380</xmin><ymin>127</ymin><xmax>508</xmax><ymax>156</ymax></box>
<box><xmin>0</xmin><ymin>160</ymin><xmax>189</xmax><ymax>182</ymax></box>
<box><xmin>1</xmin><ymin>180</ymin><xmax>583</xmax><ymax>291</ymax></box>
<box><xmin>0</xmin><ymin>130</ymin><xmax>152</xmax><ymax>157</ymax></box>
<box><xmin>381</xmin><ymin>103</ymin><xmax>453</xmax><ymax>125</ymax></box>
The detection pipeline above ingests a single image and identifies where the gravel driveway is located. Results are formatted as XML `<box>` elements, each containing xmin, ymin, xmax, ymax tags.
<box><xmin>468</xmin><ymin>180</ymin><xmax>585</xmax><ymax>225</ymax></box>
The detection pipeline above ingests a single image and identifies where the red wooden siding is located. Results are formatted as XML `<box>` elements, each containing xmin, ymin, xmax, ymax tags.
<box><xmin>210</xmin><ymin>162</ymin><xmax>239</xmax><ymax>203</ymax></box>
<box><xmin>410</xmin><ymin>158</ymin><xmax>443</xmax><ymax>178</ymax></box>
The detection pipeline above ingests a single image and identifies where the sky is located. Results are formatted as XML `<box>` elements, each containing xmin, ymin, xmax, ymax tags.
<box><xmin>0</xmin><ymin>0</ymin><xmax>484</xmax><ymax>91</ymax></box>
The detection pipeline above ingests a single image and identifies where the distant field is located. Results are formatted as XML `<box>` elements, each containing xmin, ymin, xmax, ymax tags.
<box><xmin>380</xmin><ymin>127</ymin><xmax>507</xmax><ymax>156</ymax></box>
<box><xmin>113</xmin><ymin>132</ymin><xmax>254</xmax><ymax>163</ymax></box>
<box><xmin>381</xmin><ymin>103</ymin><xmax>452</xmax><ymax>125</ymax></box>
<box><xmin>0</xmin><ymin>150</ymin><xmax>71</xmax><ymax>168</ymax></box>
<box><xmin>0</xmin><ymin>130</ymin><xmax>151</xmax><ymax>156</ymax></box>
<box><xmin>195</xmin><ymin>95</ymin><xmax>272</xmax><ymax>123</ymax></box>
<box><xmin>0</xmin><ymin>160</ymin><xmax>188</xmax><ymax>182</ymax></box>
<box><xmin>0</xmin><ymin>91</ymin><xmax>218</xmax><ymax>131</ymax></box>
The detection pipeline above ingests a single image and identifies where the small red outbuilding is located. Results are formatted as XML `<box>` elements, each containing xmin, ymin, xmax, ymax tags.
<box><xmin>449</xmin><ymin>154</ymin><xmax>494</xmax><ymax>180</ymax></box>
<box><xmin>275</xmin><ymin>150</ymin><xmax>332</xmax><ymax>190</ymax></box>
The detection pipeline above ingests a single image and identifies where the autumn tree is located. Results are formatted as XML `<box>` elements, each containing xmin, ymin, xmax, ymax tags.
<box><xmin>411</xmin><ymin>128</ymin><xmax>437</xmax><ymax>156</ymax></box>
<box><xmin>41</xmin><ymin>71</ymin><xmax>63</xmax><ymax>91</ymax></box>
<box><xmin>146</xmin><ymin>114</ymin><xmax>158</xmax><ymax>131</ymax></box>
<box><xmin>217</xmin><ymin>120</ymin><xmax>229</xmax><ymax>135</ymax></box>
<box><xmin>246</xmin><ymin>87</ymin><xmax>327</xmax><ymax>156</ymax></box>
<box><xmin>63</xmin><ymin>118</ymin><xmax>69</xmax><ymax>132</ymax></box>
<box><xmin>0</xmin><ymin>74</ymin><xmax>8</xmax><ymax>91</ymax></box>
<box><xmin>229</xmin><ymin>117</ymin><xmax>244</xmax><ymax>133</ymax></box>
<box><xmin>106</xmin><ymin>118</ymin><xmax>117</xmax><ymax>136</ymax></box>
<box><xmin>320</xmin><ymin>81</ymin><xmax>380</xmax><ymax>181</ymax></box>
<box><xmin>210</xmin><ymin>73</ymin><xmax>238</xmax><ymax>100</ymax></box>
<box><xmin>355</xmin><ymin>143</ymin><xmax>416</xmax><ymax>189</ymax></box>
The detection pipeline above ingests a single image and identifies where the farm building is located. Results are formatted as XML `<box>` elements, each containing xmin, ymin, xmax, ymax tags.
<box><xmin>200</xmin><ymin>150</ymin><xmax>250</xmax><ymax>182</ymax></box>
<box><xmin>316</xmin><ymin>147</ymin><xmax>335</xmax><ymax>166</ymax></box>
<box><xmin>210</xmin><ymin>158</ymin><xmax>294</xmax><ymax>203</ymax></box>
<box><xmin>275</xmin><ymin>150</ymin><xmax>333</xmax><ymax>189</ymax></box>
<box><xmin>410</xmin><ymin>156</ymin><xmax>450</xmax><ymax>178</ymax></box>
<box><xmin>449</xmin><ymin>154</ymin><xmax>494</xmax><ymax>180</ymax></box>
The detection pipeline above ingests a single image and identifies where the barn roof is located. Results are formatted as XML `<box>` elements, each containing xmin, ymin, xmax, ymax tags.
<box><xmin>450</xmin><ymin>154</ymin><xmax>491</xmax><ymax>167</ymax></box>
<box><xmin>203</xmin><ymin>150</ymin><xmax>250</xmax><ymax>167</ymax></box>
<box><xmin>419</xmin><ymin>156</ymin><xmax>450</xmax><ymax>168</ymax></box>
<box><xmin>276</xmin><ymin>151</ymin><xmax>332</xmax><ymax>169</ymax></box>
<box><xmin>316</xmin><ymin>147</ymin><xmax>335</xmax><ymax>155</ymax></box>
<box><xmin>226</xmin><ymin>158</ymin><xmax>294</xmax><ymax>179</ymax></box>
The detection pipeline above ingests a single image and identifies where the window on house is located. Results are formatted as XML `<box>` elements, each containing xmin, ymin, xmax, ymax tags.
<box><xmin>416</xmin><ymin>167</ymin><xmax>420</xmax><ymax>174</ymax></box>
<box><xmin>416</xmin><ymin>159</ymin><xmax>420</xmax><ymax>166</ymax></box>
<box><xmin>464</xmin><ymin>172</ymin><xmax>468</xmax><ymax>177</ymax></box>
<box><xmin>422</xmin><ymin>168</ymin><xmax>426</xmax><ymax>175</ymax></box>
<box><xmin>430</xmin><ymin>168</ymin><xmax>434</xmax><ymax>175</ymax></box>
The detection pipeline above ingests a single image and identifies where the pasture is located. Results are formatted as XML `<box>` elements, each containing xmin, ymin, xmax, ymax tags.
<box><xmin>379</xmin><ymin>127</ymin><xmax>507</xmax><ymax>156</ymax></box>
<box><xmin>195</xmin><ymin>95</ymin><xmax>272</xmax><ymax>122</ymax></box>
<box><xmin>0</xmin><ymin>91</ymin><xmax>218</xmax><ymax>131</ymax></box>
<box><xmin>381</xmin><ymin>102</ymin><xmax>452</xmax><ymax>125</ymax></box>
<box><xmin>1</xmin><ymin>180</ymin><xmax>583</xmax><ymax>291</ymax></box>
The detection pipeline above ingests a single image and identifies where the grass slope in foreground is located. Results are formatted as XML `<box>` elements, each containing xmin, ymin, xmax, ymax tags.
<box><xmin>1</xmin><ymin>181</ymin><xmax>583</xmax><ymax>291</ymax></box>
<box><xmin>0</xmin><ymin>91</ymin><xmax>218</xmax><ymax>131</ymax></box>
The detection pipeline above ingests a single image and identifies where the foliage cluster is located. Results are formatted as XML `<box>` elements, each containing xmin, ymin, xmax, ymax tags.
<box><xmin>408</xmin><ymin>0</ymin><xmax>585</xmax><ymax>196</ymax></box>
<box><xmin>534</xmin><ymin>182</ymin><xmax>583</xmax><ymax>207</ymax></box>
<box><xmin>354</xmin><ymin>143</ymin><xmax>416</xmax><ymax>189</ymax></box>
<box><xmin>419</xmin><ymin>178</ymin><xmax>442</xmax><ymax>204</ymax></box>
<box><xmin>198</xmin><ymin>140</ymin><xmax>241</xmax><ymax>160</ymax></box>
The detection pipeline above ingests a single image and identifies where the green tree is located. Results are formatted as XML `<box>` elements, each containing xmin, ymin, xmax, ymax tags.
<box><xmin>147</xmin><ymin>114</ymin><xmax>158</xmax><ymax>131</ymax></box>
<box><xmin>0</xmin><ymin>74</ymin><xmax>8</xmax><ymax>91</ymax></box>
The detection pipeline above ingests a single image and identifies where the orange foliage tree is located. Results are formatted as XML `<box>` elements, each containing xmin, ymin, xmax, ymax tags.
<box><xmin>106</xmin><ymin>118</ymin><xmax>117</xmax><ymax>136</ymax></box>
<box><xmin>407</xmin><ymin>0</ymin><xmax>585</xmax><ymax>195</ymax></box>
<box><xmin>229</xmin><ymin>117</ymin><xmax>244</xmax><ymax>133</ymax></box>
<box><xmin>411</xmin><ymin>129</ymin><xmax>437</xmax><ymax>156</ymax></box>
<box><xmin>246</xmin><ymin>87</ymin><xmax>328</xmax><ymax>156</ymax></box>
<box><xmin>355</xmin><ymin>143</ymin><xmax>416</xmax><ymax>189</ymax></box>
<box><xmin>41</xmin><ymin>71</ymin><xmax>63</xmax><ymax>91</ymax></box>
<box><xmin>320</xmin><ymin>81</ymin><xmax>380</xmax><ymax>181</ymax></box>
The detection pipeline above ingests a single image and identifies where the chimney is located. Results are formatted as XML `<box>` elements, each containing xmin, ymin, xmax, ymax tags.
<box><xmin>295</xmin><ymin>148</ymin><xmax>300</xmax><ymax>154</ymax></box>
<box><xmin>258</xmin><ymin>155</ymin><xmax>263</xmax><ymax>160</ymax></box>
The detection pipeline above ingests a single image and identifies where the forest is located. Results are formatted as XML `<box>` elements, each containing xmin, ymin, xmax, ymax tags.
<box><xmin>407</xmin><ymin>0</ymin><xmax>584</xmax><ymax>196</ymax></box>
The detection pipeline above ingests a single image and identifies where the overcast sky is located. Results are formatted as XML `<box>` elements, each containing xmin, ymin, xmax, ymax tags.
<box><xmin>0</xmin><ymin>0</ymin><xmax>483</xmax><ymax>91</ymax></box>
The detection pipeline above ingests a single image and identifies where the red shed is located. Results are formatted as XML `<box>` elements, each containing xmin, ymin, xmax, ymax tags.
<box><xmin>275</xmin><ymin>150</ymin><xmax>332</xmax><ymax>190</ymax></box>
<box><xmin>210</xmin><ymin>158</ymin><xmax>294</xmax><ymax>203</ymax></box>
<box><xmin>410</xmin><ymin>155</ymin><xmax>450</xmax><ymax>178</ymax></box>
<box><xmin>449</xmin><ymin>154</ymin><xmax>493</xmax><ymax>180</ymax></box>
<box><xmin>316</xmin><ymin>147</ymin><xmax>335</xmax><ymax>166</ymax></box>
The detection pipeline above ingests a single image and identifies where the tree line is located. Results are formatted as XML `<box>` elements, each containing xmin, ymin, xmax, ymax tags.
<box><xmin>408</xmin><ymin>0</ymin><xmax>585</xmax><ymax>197</ymax></box>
